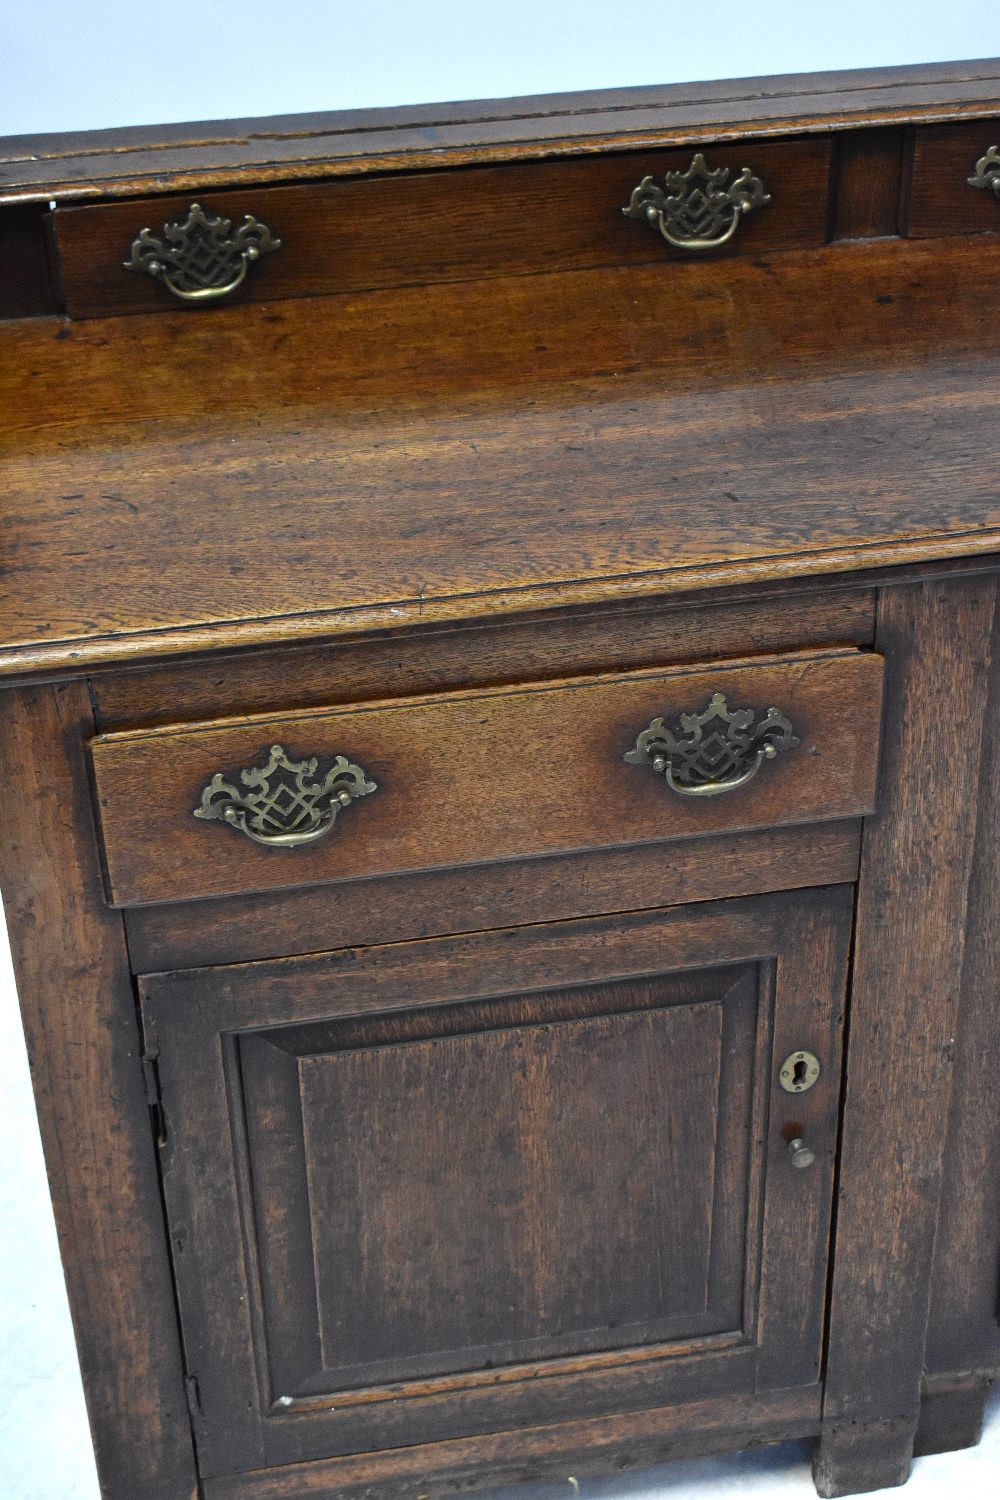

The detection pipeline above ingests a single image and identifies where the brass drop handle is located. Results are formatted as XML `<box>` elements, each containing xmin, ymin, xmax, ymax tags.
<box><xmin>788</xmin><ymin>1138</ymin><xmax>816</xmax><ymax>1170</ymax></box>
<box><xmin>622</xmin><ymin>151</ymin><xmax>770</xmax><ymax>251</ymax></box>
<box><xmin>193</xmin><ymin>744</ymin><xmax>376</xmax><ymax>848</ymax></box>
<box><xmin>125</xmin><ymin>202</ymin><xmax>281</xmax><ymax>303</ymax></box>
<box><xmin>969</xmin><ymin>146</ymin><xmax>1000</xmax><ymax>200</ymax></box>
<box><xmin>625</xmin><ymin>693</ymin><xmax>799</xmax><ymax>797</ymax></box>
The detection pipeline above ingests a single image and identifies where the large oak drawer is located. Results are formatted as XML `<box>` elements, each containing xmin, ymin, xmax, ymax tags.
<box><xmin>54</xmin><ymin>135</ymin><xmax>832</xmax><ymax>319</ymax></box>
<box><xmin>90</xmin><ymin>648</ymin><xmax>884</xmax><ymax>907</ymax></box>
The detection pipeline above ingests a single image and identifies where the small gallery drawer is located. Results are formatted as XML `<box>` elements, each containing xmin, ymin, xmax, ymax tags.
<box><xmin>907</xmin><ymin>122</ymin><xmax>1000</xmax><ymax>237</ymax></box>
<box><xmin>91</xmin><ymin>648</ymin><xmax>884</xmax><ymax>908</ymax></box>
<box><xmin>53</xmin><ymin>136</ymin><xmax>832</xmax><ymax>319</ymax></box>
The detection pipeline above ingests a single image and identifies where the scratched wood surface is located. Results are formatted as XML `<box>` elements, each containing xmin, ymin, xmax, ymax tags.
<box><xmin>1</xmin><ymin>59</ymin><xmax>999</xmax><ymax>202</ymax></box>
<box><xmin>4</xmin><ymin>236</ymin><xmax>1000</xmax><ymax>678</ymax></box>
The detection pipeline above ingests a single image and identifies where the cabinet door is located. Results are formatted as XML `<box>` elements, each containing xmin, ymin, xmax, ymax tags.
<box><xmin>140</xmin><ymin>887</ymin><xmax>851</xmax><ymax>1479</ymax></box>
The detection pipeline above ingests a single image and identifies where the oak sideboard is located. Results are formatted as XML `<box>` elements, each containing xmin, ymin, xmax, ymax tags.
<box><xmin>2</xmin><ymin>58</ymin><xmax>999</xmax><ymax>1500</ymax></box>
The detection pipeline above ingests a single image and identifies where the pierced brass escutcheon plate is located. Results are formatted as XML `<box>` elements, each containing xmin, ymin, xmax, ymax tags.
<box><xmin>193</xmin><ymin>743</ymin><xmax>376</xmax><ymax>848</ymax></box>
<box><xmin>624</xmin><ymin>692</ymin><xmax>799</xmax><ymax>797</ymax></box>
<box><xmin>622</xmin><ymin>151</ymin><xmax>771</xmax><ymax>251</ymax></box>
<box><xmin>779</xmin><ymin>1050</ymin><xmax>821</xmax><ymax>1094</ymax></box>
<box><xmin>124</xmin><ymin>201</ymin><xmax>282</xmax><ymax>302</ymax></box>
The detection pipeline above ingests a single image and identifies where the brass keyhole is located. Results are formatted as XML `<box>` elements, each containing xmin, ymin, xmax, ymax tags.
<box><xmin>779</xmin><ymin>1050</ymin><xmax>821</xmax><ymax>1094</ymax></box>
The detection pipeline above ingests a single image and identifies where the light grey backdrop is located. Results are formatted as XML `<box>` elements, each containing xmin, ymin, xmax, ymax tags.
<box><xmin>1</xmin><ymin>1</ymin><xmax>998</xmax><ymax>135</ymax></box>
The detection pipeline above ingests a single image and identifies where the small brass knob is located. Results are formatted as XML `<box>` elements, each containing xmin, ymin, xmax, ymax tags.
<box><xmin>788</xmin><ymin>1138</ymin><xmax>815</xmax><ymax>1170</ymax></box>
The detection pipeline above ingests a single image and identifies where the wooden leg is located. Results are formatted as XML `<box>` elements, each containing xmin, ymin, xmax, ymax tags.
<box><xmin>812</xmin><ymin>1419</ymin><xmax>915</xmax><ymax>1498</ymax></box>
<box><xmin>914</xmin><ymin>1383</ymin><xmax>991</xmax><ymax>1457</ymax></box>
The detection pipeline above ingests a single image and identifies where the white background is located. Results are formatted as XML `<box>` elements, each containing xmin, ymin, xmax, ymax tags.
<box><xmin>2</xmin><ymin>4</ymin><xmax>999</xmax><ymax>1497</ymax></box>
<box><xmin>0</xmin><ymin>2</ymin><xmax>999</xmax><ymax>135</ymax></box>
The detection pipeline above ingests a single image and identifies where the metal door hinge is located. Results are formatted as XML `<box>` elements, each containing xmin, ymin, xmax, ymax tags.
<box><xmin>141</xmin><ymin>1050</ymin><xmax>167</xmax><ymax>1147</ymax></box>
<box><xmin>185</xmin><ymin>1374</ymin><xmax>204</xmax><ymax>1423</ymax></box>
<box><xmin>184</xmin><ymin>1373</ymin><xmax>210</xmax><ymax>1446</ymax></box>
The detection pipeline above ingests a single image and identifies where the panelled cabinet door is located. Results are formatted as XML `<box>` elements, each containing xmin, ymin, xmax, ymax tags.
<box><xmin>139</xmin><ymin>887</ymin><xmax>851</xmax><ymax>1479</ymax></box>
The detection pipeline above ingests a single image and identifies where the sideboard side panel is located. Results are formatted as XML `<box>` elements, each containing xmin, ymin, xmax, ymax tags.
<box><xmin>814</xmin><ymin>575</ymin><xmax>998</xmax><ymax>1497</ymax></box>
<box><xmin>915</xmin><ymin>592</ymin><xmax>1000</xmax><ymax>1447</ymax></box>
<box><xmin>0</xmin><ymin>682</ymin><xmax>197</xmax><ymax>1500</ymax></box>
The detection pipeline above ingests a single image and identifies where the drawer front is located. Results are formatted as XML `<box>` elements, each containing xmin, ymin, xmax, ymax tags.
<box><xmin>908</xmin><ymin>121</ymin><xmax>1000</xmax><ymax>237</ymax></box>
<box><xmin>91</xmin><ymin>649</ymin><xmax>884</xmax><ymax>907</ymax></box>
<box><xmin>54</xmin><ymin>136</ymin><xmax>832</xmax><ymax>319</ymax></box>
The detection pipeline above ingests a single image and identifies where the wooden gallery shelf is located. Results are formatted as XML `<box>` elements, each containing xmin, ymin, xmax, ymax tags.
<box><xmin>1</xmin><ymin>58</ymin><xmax>999</xmax><ymax>1500</ymax></box>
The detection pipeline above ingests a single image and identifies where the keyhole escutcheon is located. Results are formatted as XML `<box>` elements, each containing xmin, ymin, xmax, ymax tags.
<box><xmin>778</xmin><ymin>1049</ymin><xmax>821</xmax><ymax>1094</ymax></box>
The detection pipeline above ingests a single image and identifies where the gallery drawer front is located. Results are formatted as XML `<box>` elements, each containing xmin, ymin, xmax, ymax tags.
<box><xmin>907</xmin><ymin>122</ymin><xmax>1000</xmax><ymax>238</ymax></box>
<box><xmin>53</xmin><ymin>135</ymin><xmax>832</xmax><ymax>319</ymax></box>
<box><xmin>90</xmin><ymin>647</ymin><xmax>884</xmax><ymax>907</ymax></box>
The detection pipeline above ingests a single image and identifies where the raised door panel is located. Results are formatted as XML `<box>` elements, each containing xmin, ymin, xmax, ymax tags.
<box><xmin>240</xmin><ymin>968</ymin><xmax>751</xmax><ymax>1400</ymax></box>
<box><xmin>139</xmin><ymin>887</ymin><xmax>851</xmax><ymax>1478</ymax></box>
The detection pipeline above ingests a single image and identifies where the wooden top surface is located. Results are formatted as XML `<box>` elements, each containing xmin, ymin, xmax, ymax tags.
<box><xmin>3</xmin><ymin>59</ymin><xmax>1000</xmax><ymax>203</ymax></box>
<box><xmin>3</xmin><ymin>233</ymin><xmax>1000</xmax><ymax>679</ymax></box>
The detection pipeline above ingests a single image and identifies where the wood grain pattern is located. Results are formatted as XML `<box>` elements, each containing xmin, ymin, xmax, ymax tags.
<box><xmin>814</xmin><ymin>575</ymin><xmax>998</xmax><ymax>1496</ymax></box>
<box><xmin>907</xmin><ymin>120</ymin><xmax>1000</xmax><ymax>236</ymax></box>
<box><xmin>4</xmin><ymin>77</ymin><xmax>1000</xmax><ymax>1500</ymax></box>
<box><xmin>0</xmin><ymin>684</ymin><xmax>197</xmax><ymax>1500</ymax></box>
<box><xmin>140</xmin><ymin>887</ymin><xmax>849</xmax><ymax>1475</ymax></box>
<box><xmin>5</xmin><ymin>237</ymin><xmax>1000</xmax><ymax>677</ymax></box>
<box><xmin>91</xmin><ymin>650</ymin><xmax>883</xmax><ymax>906</ymax></box>
<box><xmin>123</xmin><ymin>819</ymin><xmax>862</xmax><ymax>972</ymax></box>
<box><xmin>831</xmin><ymin>128</ymin><xmax>905</xmax><ymax>240</ymax></box>
<box><xmin>200</xmin><ymin>1386</ymin><xmax>822</xmax><ymax>1500</ymax></box>
<box><xmin>91</xmin><ymin>588</ymin><xmax>876</xmax><ymax>731</ymax></box>
<box><xmin>1</xmin><ymin>60</ymin><xmax>999</xmax><ymax>203</ymax></box>
<box><xmin>54</xmin><ymin>138</ymin><xmax>831</xmax><ymax>319</ymax></box>
<box><xmin>919</xmin><ymin>582</ymin><xmax>1000</xmax><ymax>1385</ymax></box>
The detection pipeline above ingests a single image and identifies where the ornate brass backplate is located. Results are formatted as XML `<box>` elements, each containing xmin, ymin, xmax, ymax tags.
<box><xmin>124</xmin><ymin>202</ymin><xmax>281</xmax><ymax>302</ymax></box>
<box><xmin>622</xmin><ymin>152</ymin><xmax>771</xmax><ymax>251</ymax></box>
<box><xmin>193</xmin><ymin>743</ymin><xmax>376</xmax><ymax>848</ymax></box>
<box><xmin>968</xmin><ymin>145</ymin><xmax>1000</xmax><ymax>199</ymax></box>
<box><xmin>625</xmin><ymin>692</ymin><xmax>799</xmax><ymax>796</ymax></box>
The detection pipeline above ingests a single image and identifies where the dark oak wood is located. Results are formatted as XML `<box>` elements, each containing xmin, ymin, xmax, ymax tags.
<box><xmin>915</xmin><ymin>1378</ymin><xmax>994</xmax><ymax>1457</ymax></box>
<box><xmin>2</xmin><ymin>60</ymin><xmax>998</xmax><ymax>203</ymax></box>
<box><xmin>91</xmin><ymin>587</ymin><xmax>876</xmax><ymax>731</ymax></box>
<box><xmin>0</xmin><ymin>203</ymin><xmax>58</xmax><ymax>316</ymax></box>
<box><xmin>91</xmin><ymin>649</ymin><xmax>883</xmax><ymax>906</ymax></box>
<box><xmin>919</xmin><ymin>578</ymin><xmax>1000</xmax><ymax>1400</ymax></box>
<box><xmin>54</xmin><ymin>137</ymin><xmax>832</xmax><ymax>319</ymax></box>
<box><xmin>0</xmin><ymin>684</ymin><xmax>197</xmax><ymax>1500</ymax></box>
<box><xmin>831</xmin><ymin>128</ymin><xmax>905</xmax><ymax>239</ymax></box>
<box><xmin>907</xmin><ymin>120</ymin><xmax>1000</xmax><ymax>236</ymax></box>
<box><xmin>815</xmin><ymin>575</ymin><xmax>998</xmax><ymax>1496</ymax></box>
<box><xmin>4</xmin><ymin>70</ymin><xmax>1000</xmax><ymax>1500</ymax></box>
<box><xmin>201</xmin><ymin>1386</ymin><xmax>822</xmax><ymax>1500</ymax></box>
<box><xmin>124</xmin><ymin>819</ymin><xmax>862</xmax><ymax>971</ymax></box>
<box><xmin>6</xmin><ymin>237</ymin><xmax>1000</xmax><ymax>679</ymax></box>
<box><xmin>140</xmin><ymin>888</ymin><xmax>850</xmax><ymax>1476</ymax></box>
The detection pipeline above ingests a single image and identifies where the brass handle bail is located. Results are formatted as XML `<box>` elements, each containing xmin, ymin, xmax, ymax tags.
<box><xmin>193</xmin><ymin>744</ymin><xmax>376</xmax><ymax>848</ymax></box>
<box><xmin>622</xmin><ymin>151</ymin><xmax>770</xmax><ymax>252</ymax></box>
<box><xmin>625</xmin><ymin>692</ymin><xmax>799</xmax><ymax>797</ymax></box>
<box><xmin>125</xmin><ymin>202</ymin><xmax>281</xmax><ymax>303</ymax></box>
